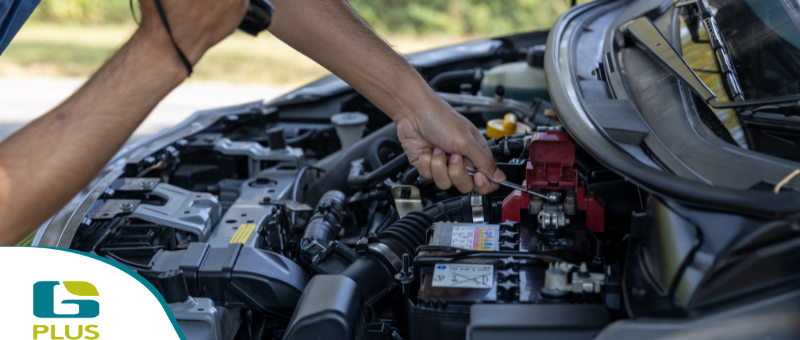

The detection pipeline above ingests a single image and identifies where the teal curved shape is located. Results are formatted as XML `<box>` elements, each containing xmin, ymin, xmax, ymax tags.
<box><xmin>7</xmin><ymin>247</ymin><xmax>187</xmax><ymax>340</ymax></box>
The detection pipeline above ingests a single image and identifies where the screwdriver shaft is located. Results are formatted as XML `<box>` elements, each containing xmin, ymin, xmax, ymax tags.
<box><xmin>464</xmin><ymin>167</ymin><xmax>550</xmax><ymax>200</ymax></box>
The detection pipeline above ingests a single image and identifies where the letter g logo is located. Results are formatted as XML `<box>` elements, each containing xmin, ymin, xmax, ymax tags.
<box><xmin>33</xmin><ymin>281</ymin><xmax>99</xmax><ymax>318</ymax></box>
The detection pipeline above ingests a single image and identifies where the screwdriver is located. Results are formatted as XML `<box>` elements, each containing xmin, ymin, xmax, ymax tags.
<box><xmin>464</xmin><ymin>166</ymin><xmax>556</xmax><ymax>202</ymax></box>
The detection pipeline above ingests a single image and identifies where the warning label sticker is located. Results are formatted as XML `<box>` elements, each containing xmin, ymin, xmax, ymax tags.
<box><xmin>449</xmin><ymin>226</ymin><xmax>496</xmax><ymax>251</ymax></box>
<box><xmin>431</xmin><ymin>263</ymin><xmax>494</xmax><ymax>289</ymax></box>
<box><xmin>428</xmin><ymin>223</ymin><xmax>499</xmax><ymax>251</ymax></box>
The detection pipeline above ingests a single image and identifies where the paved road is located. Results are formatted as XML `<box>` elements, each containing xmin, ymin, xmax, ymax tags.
<box><xmin>0</xmin><ymin>76</ymin><xmax>293</xmax><ymax>144</ymax></box>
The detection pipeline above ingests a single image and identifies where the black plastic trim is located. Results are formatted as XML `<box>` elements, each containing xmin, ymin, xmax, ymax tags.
<box><xmin>546</xmin><ymin>0</ymin><xmax>800</xmax><ymax>219</ymax></box>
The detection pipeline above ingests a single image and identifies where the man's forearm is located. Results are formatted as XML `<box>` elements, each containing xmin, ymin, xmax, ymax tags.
<box><xmin>267</xmin><ymin>0</ymin><xmax>504</xmax><ymax>195</ymax></box>
<box><xmin>267</xmin><ymin>0</ymin><xmax>438</xmax><ymax>121</ymax></box>
<box><xmin>0</xmin><ymin>29</ymin><xmax>185</xmax><ymax>245</ymax></box>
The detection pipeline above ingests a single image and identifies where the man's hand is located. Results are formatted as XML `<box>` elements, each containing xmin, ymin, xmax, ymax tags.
<box><xmin>395</xmin><ymin>99</ymin><xmax>504</xmax><ymax>195</ymax></box>
<box><xmin>0</xmin><ymin>0</ymin><xmax>248</xmax><ymax>245</ymax></box>
<box><xmin>267</xmin><ymin>0</ymin><xmax>505</xmax><ymax>194</ymax></box>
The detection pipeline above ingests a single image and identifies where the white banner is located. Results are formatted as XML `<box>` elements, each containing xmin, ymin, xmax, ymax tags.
<box><xmin>0</xmin><ymin>247</ymin><xmax>183</xmax><ymax>339</ymax></box>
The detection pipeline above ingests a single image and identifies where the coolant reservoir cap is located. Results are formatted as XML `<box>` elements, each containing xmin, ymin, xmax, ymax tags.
<box><xmin>486</xmin><ymin>113</ymin><xmax>531</xmax><ymax>138</ymax></box>
<box><xmin>331</xmin><ymin>112</ymin><xmax>369</xmax><ymax>151</ymax></box>
<box><xmin>331</xmin><ymin>112</ymin><xmax>368</xmax><ymax>127</ymax></box>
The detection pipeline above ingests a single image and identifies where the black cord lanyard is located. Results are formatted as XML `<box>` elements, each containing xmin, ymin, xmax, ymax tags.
<box><xmin>151</xmin><ymin>0</ymin><xmax>193</xmax><ymax>76</ymax></box>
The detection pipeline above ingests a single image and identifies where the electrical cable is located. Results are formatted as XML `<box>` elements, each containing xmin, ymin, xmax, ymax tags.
<box><xmin>246</xmin><ymin>310</ymin><xmax>254</xmax><ymax>340</ymax></box>
<box><xmin>292</xmin><ymin>165</ymin><xmax>326</xmax><ymax>224</ymax></box>
<box><xmin>373</xmin><ymin>205</ymin><xmax>397</xmax><ymax>235</ymax></box>
<box><xmin>415</xmin><ymin>245</ymin><xmax>565</xmax><ymax>262</ymax></box>
<box><xmin>414</xmin><ymin>247</ymin><xmax>565</xmax><ymax>264</ymax></box>
<box><xmin>774</xmin><ymin>169</ymin><xmax>800</xmax><ymax>194</ymax></box>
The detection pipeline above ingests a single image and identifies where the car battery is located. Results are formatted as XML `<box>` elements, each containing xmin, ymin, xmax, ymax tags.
<box><xmin>407</xmin><ymin>222</ymin><xmax>549</xmax><ymax>340</ymax></box>
<box><xmin>421</xmin><ymin>222</ymin><xmax>546</xmax><ymax>300</ymax></box>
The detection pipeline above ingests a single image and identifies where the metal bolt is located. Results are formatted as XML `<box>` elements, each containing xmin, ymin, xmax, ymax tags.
<box><xmin>356</xmin><ymin>237</ymin><xmax>369</xmax><ymax>245</ymax></box>
<box><xmin>120</xmin><ymin>201</ymin><xmax>135</xmax><ymax>212</ymax></box>
<box><xmin>398</xmin><ymin>253</ymin><xmax>413</xmax><ymax>294</ymax></box>
<box><xmin>102</xmin><ymin>188</ymin><xmax>115</xmax><ymax>198</ymax></box>
<box><xmin>139</xmin><ymin>180</ymin><xmax>154</xmax><ymax>189</ymax></box>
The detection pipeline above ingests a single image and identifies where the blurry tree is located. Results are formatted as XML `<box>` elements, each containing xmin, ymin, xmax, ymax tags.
<box><xmin>29</xmin><ymin>0</ymin><xmax>576</xmax><ymax>35</ymax></box>
<box><xmin>29</xmin><ymin>0</ymin><xmax>133</xmax><ymax>24</ymax></box>
<box><xmin>350</xmin><ymin>0</ymin><xmax>571</xmax><ymax>35</ymax></box>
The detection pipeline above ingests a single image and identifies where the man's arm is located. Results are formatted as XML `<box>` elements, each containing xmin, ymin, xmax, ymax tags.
<box><xmin>267</xmin><ymin>0</ymin><xmax>506</xmax><ymax>195</ymax></box>
<box><xmin>0</xmin><ymin>0</ymin><xmax>248</xmax><ymax>245</ymax></box>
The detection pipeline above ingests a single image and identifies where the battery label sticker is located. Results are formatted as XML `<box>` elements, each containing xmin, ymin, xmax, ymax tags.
<box><xmin>450</xmin><ymin>226</ymin><xmax>496</xmax><ymax>251</ymax></box>
<box><xmin>432</xmin><ymin>263</ymin><xmax>494</xmax><ymax>289</ymax></box>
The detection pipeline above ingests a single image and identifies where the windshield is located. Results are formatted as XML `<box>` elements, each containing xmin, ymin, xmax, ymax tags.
<box><xmin>708</xmin><ymin>0</ymin><xmax>800</xmax><ymax>100</ymax></box>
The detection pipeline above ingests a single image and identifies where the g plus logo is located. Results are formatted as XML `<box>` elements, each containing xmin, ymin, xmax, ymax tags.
<box><xmin>34</xmin><ymin>281</ymin><xmax>99</xmax><ymax>318</ymax></box>
<box><xmin>33</xmin><ymin>281</ymin><xmax>100</xmax><ymax>340</ymax></box>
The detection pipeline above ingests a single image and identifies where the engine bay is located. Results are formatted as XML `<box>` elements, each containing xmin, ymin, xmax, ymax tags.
<box><xmin>36</xmin><ymin>7</ymin><xmax>800</xmax><ymax>338</ymax></box>
<box><xmin>62</xmin><ymin>79</ymin><xmax>641</xmax><ymax>339</ymax></box>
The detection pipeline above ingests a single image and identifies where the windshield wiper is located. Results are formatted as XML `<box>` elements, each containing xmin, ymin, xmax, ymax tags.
<box><xmin>627</xmin><ymin>12</ymin><xmax>800</xmax><ymax>112</ymax></box>
<box><xmin>675</xmin><ymin>0</ymin><xmax>745</xmax><ymax>102</ymax></box>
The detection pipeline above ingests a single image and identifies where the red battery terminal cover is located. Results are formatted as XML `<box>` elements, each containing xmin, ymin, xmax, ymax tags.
<box><xmin>501</xmin><ymin>130</ymin><xmax>605</xmax><ymax>232</ymax></box>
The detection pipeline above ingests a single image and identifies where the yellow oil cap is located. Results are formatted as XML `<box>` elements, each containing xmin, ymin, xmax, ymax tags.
<box><xmin>486</xmin><ymin>113</ymin><xmax>531</xmax><ymax>138</ymax></box>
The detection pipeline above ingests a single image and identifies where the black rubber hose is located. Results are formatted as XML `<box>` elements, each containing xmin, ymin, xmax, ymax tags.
<box><xmin>428</xmin><ymin>69</ymin><xmax>482</xmax><ymax>91</ymax></box>
<box><xmin>400</xmin><ymin>167</ymin><xmax>420</xmax><ymax>185</ymax></box>
<box><xmin>246</xmin><ymin>310</ymin><xmax>254</xmax><ymax>340</ymax></box>
<box><xmin>285</xmin><ymin>128</ymin><xmax>316</xmax><ymax>145</ymax></box>
<box><xmin>305</xmin><ymin>123</ymin><xmax>398</xmax><ymax>206</ymax></box>
<box><xmin>378</xmin><ymin>195</ymin><xmax>472</xmax><ymax>258</ymax></box>
<box><xmin>366</xmin><ymin>138</ymin><xmax>404</xmax><ymax>171</ymax></box>
<box><xmin>299</xmin><ymin>196</ymin><xmax>474</xmax><ymax>308</ymax></box>
<box><xmin>340</xmin><ymin>256</ymin><xmax>396</xmax><ymax>305</ymax></box>
<box><xmin>346</xmin><ymin>153</ymin><xmax>409</xmax><ymax>189</ymax></box>
<box><xmin>302</xmin><ymin>190</ymin><xmax>347</xmax><ymax>246</ymax></box>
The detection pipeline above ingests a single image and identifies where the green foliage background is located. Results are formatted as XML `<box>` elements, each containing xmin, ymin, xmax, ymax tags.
<box><xmin>29</xmin><ymin>0</ymin><xmax>573</xmax><ymax>35</ymax></box>
<box><xmin>29</xmin><ymin>0</ymin><xmax>135</xmax><ymax>24</ymax></box>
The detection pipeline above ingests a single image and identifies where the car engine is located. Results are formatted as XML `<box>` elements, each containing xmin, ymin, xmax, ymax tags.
<box><xmin>36</xmin><ymin>4</ymin><xmax>800</xmax><ymax>336</ymax></box>
<box><xmin>63</xmin><ymin>80</ymin><xmax>635</xmax><ymax>339</ymax></box>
